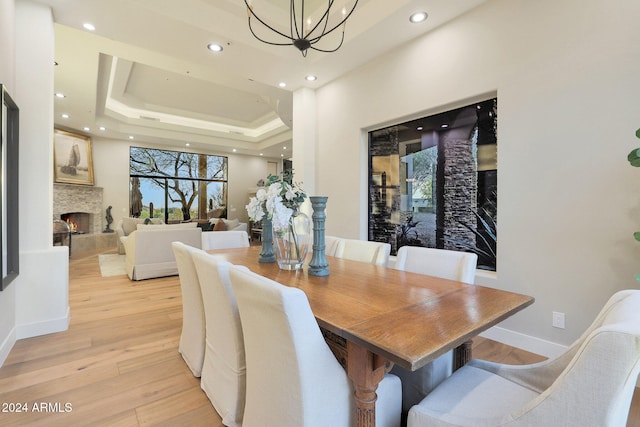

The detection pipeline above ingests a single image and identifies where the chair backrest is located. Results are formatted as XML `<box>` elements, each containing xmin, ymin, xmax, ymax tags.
<box><xmin>395</xmin><ymin>246</ymin><xmax>478</xmax><ymax>284</ymax></box>
<box><xmin>522</xmin><ymin>290</ymin><xmax>640</xmax><ymax>426</ymax></box>
<box><xmin>334</xmin><ymin>238</ymin><xmax>391</xmax><ymax>267</ymax></box>
<box><xmin>229</xmin><ymin>266</ymin><xmax>352</xmax><ymax>427</ymax></box>
<box><xmin>191</xmin><ymin>252</ymin><xmax>246</xmax><ymax>427</ymax></box>
<box><xmin>324</xmin><ymin>235</ymin><xmax>342</xmax><ymax>257</ymax></box>
<box><xmin>171</xmin><ymin>241</ymin><xmax>205</xmax><ymax>377</ymax></box>
<box><xmin>201</xmin><ymin>230</ymin><xmax>249</xmax><ymax>250</ymax></box>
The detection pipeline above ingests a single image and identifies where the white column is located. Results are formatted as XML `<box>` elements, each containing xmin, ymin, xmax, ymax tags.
<box><xmin>15</xmin><ymin>1</ymin><xmax>69</xmax><ymax>339</ymax></box>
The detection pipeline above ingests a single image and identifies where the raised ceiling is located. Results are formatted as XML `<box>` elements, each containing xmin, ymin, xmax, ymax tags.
<box><xmin>37</xmin><ymin>0</ymin><xmax>488</xmax><ymax>158</ymax></box>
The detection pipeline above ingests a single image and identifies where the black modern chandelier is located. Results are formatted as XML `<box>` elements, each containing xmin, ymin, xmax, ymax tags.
<box><xmin>244</xmin><ymin>0</ymin><xmax>359</xmax><ymax>57</ymax></box>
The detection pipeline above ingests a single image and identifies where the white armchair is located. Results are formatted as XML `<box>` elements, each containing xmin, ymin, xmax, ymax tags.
<box><xmin>229</xmin><ymin>266</ymin><xmax>402</xmax><ymax>427</ymax></box>
<box><xmin>408</xmin><ymin>290</ymin><xmax>640</xmax><ymax>427</ymax></box>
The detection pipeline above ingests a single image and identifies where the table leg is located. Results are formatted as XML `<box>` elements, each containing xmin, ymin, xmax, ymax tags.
<box><xmin>453</xmin><ymin>339</ymin><xmax>473</xmax><ymax>371</ymax></box>
<box><xmin>346</xmin><ymin>341</ymin><xmax>392</xmax><ymax>427</ymax></box>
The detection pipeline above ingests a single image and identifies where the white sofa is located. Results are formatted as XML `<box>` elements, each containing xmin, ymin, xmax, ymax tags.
<box><xmin>115</xmin><ymin>217</ymin><xmax>164</xmax><ymax>254</ymax></box>
<box><xmin>208</xmin><ymin>218</ymin><xmax>247</xmax><ymax>232</ymax></box>
<box><xmin>120</xmin><ymin>223</ymin><xmax>202</xmax><ymax>280</ymax></box>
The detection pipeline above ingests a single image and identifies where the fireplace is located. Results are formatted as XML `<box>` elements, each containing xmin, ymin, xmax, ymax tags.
<box><xmin>53</xmin><ymin>184</ymin><xmax>103</xmax><ymax>234</ymax></box>
<box><xmin>61</xmin><ymin>212</ymin><xmax>90</xmax><ymax>234</ymax></box>
<box><xmin>53</xmin><ymin>184</ymin><xmax>117</xmax><ymax>254</ymax></box>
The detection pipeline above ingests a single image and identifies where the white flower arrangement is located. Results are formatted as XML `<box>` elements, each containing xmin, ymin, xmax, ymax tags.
<box><xmin>246</xmin><ymin>170</ymin><xmax>307</xmax><ymax>232</ymax></box>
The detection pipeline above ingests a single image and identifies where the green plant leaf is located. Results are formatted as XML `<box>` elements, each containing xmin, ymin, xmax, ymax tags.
<box><xmin>636</xmin><ymin>128</ymin><xmax>640</xmax><ymax>139</ymax></box>
<box><xmin>628</xmin><ymin>148</ymin><xmax>640</xmax><ymax>167</ymax></box>
<box><xmin>634</xmin><ymin>231</ymin><xmax>640</xmax><ymax>241</ymax></box>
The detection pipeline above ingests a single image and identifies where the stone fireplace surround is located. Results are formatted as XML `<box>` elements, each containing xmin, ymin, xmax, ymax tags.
<box><xmin>53</xmin><ymin>183</ymin><xmax>103</xmax><ymax>233</ymax></box>
<box><xmin>53</xmin><ymin>183</ymin><xmax>117</xmax><ymax>254</ymax></box>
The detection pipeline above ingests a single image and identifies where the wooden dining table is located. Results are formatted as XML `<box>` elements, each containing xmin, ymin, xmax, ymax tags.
<box><xmin>207</xmin><ymin>246</ymin><xmax>534</xmax><ymax>427</ymax></box>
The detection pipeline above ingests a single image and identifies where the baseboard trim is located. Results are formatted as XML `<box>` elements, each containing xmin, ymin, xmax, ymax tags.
<box><xmin>479</xmin><ymin>326</ymin><xmax>567</xmax><ymax>359</ymax></box>
<box><xmin>15</xmin><ymin>306</ymin><xmax>70</xmax><ymax>340</ymax></box>
<box><xmin>0</xmin><ymin>326</ymin><xmax>16</xmax><ymax>368</ymax></box>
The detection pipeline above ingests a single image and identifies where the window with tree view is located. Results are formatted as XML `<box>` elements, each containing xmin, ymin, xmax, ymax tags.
<box><xmin>369</xmin><ymin>98</ymin><xmax>497</xmax><ymax>270</ymax></box>
<box><xmin>129</xmin><ymin>147</ymin><xmax>228</xmax><ymax>223</ymax></box>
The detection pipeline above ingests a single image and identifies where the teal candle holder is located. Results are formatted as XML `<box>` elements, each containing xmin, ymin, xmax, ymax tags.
<box><xmin>309</xmin><ymin>196</ymin><xmax>330</xmax><ymax>276</ymax></box>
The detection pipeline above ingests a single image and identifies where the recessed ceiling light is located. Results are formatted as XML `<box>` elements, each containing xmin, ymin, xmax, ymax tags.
<box><xmin>278</xmin><ymin>82</ymin><xmax>287</xmax><ymax>88</ymax></box>
<box><xmin>441</xmin><ymin>124</ymin><xmax>449</xmax><ymax>128</ymax></box>
<box><xmin>83</xmin><ymin>23</ymin><xmax>96</xmax><ymax>31</ymax></box>
<box><xmin>281</xmin><ymin>154</ymin><xmax>284</xmax><ymax>157</ymax></box>
<box><xmin>283</xmin><ymin>146</ymin><xmax>287</xmax><ymax>150</ymax></box>
<box><xmin>260</xmin><ymin>153</ymin><xmax>264</xmax><ymax>156</ymax></box>
<box><xmin>232</xmin><ymin>148</ymin><xmax>237</xmax><ymax>152</ymax></box>
<box><xmin>54</xmin><ymin>92</ymin><xmax>66</xmax><ymax>98</ymax></box>
<box><xmin>99</xmin><ymin>126</ymin><xmax>106</xmax><ymax>131</ymax></box>
<box><xmin>129</xmin><ymin>136</ymin><xmax>134</xmax><ymax>140</ymax></box>
<box><xmin>83</xmin><ymin>127</ymin><xmax>90</xmax><ymax>131</ymax></box>
<box><xmin>417</xmin><ymin>126</ymin><xmax>423</xmax><ymax>131</ymax></box>
<box><xmin>305</xmin><ymin>75</ymin><xmax>317</xmax><ymax>82</ymax></box>
<box><xmin>207</xmin><ymin>43</ymin><xmax>223</xmax><ymax>52</ymax></box>
<box><xmin>61</xmin><ymin>113</ymin><xmax>69</xmax><ymax>119</ymax></box>
<box><xmin>409</xmin><ymin>12</ymin><xmax>428</xmax><ymax>24</ymax></box>
<box><xmin>185</xmin><ymin>143</ymin><xmax>190</xmax><ymax>147</ymax></box>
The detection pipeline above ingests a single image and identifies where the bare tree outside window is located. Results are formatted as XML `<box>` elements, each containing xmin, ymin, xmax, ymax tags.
<box><xmin>129</xmin><ymin>147</ymin><xmax>227</xmax><ymax>222</ymax></box>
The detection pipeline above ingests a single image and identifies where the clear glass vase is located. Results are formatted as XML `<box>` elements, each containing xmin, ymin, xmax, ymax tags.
<box><xmin>272</xmin><ymin>210</ymin><xmax>311</xmax><ymax>270</ymax></box>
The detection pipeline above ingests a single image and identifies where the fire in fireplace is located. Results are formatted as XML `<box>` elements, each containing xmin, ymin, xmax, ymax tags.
<box><xmin>61</xmin><ymin>212</ymin><xmax>90</xmax><ymax>234</ymax></box>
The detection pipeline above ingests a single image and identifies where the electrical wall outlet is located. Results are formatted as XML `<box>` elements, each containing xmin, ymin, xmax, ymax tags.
<box><xmin>552</xmin><ymin>311</ymin><xmax>566</xmax><ymax>329</ymax></box>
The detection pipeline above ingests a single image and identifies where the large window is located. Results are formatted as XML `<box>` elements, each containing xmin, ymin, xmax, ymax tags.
<box><xmin>369</xmin><ymin>98</ymin><xmax>497</xmax><ymax>270</ymax></box>
<box><xmin>129</xmin><ymin>147</ymin><xmax>228</xmax><ymax>223</ymax></box>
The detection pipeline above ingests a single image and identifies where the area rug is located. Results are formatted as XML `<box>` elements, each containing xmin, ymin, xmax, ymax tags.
<box><xmin>98</xmin><ymin>254</ymin><xmax>126</xmax><ymax>277</ymax></box>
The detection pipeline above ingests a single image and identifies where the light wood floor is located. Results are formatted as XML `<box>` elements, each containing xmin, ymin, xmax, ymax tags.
<box><xmin>0</xmin><ymin>249</ymin><xmax>638</xmax><ymax>426</ymax></box>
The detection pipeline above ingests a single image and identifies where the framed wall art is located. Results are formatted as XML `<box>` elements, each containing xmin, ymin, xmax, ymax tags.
<box><xmin>53</xmin><ymin>128</ymin><xmax>94</xmax><ymax>185</ymax></box>
<box><xmin>1</xmin><ymin>84</ymin><xmax>19</xmax><ymax>290</ymax></box>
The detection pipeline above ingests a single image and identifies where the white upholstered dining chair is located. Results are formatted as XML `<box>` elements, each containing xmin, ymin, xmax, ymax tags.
<box><xmin>334</xmin><ymin>238</ymin><xmax>391</xmax><ymax>267</ymax></box>
<box><xmin>191</xmin><ymin>251</ymin><xmax>247</xmax><ymax>427</ymax></box>
<box><xmin>171</xmin><ymin>241</ymin><xmax>205</xmax><ymax>377</ymax></box>
<box><xmin>391</xmin><ymin>246</ymin><xmax>479</xmax><ymax>413</ymax></box>
<box><xmin>408</xmin><ymin>290</ymin><xmax>640</xmax><ymax>427</ymax></box>
<box><xmin>201</xmin><ymin>230</ymin><xmax>249</xmax><ymax>251</ymax></box>
<box><xmin>229</xmin><ymin>266</ymin><xmax>403</xmax><ymax>427</ymax></box>
<box><xmin>324</xmin><ymin>235</ymin><xmax>343</xmax><ymax>257</ymax></box>
<box><xmin>395</xmin><ymin>246</ymin><xmax>478</xmax><ymax>284</ymax></box>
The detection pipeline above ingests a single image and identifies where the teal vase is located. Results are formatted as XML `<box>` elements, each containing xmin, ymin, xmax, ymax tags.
<box><xmin>259</xmin><ymin>217</ymin><xmax>276</xmax><ymax>263</ymax></box>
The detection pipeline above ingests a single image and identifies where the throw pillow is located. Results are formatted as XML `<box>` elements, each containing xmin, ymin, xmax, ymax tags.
<box><xmin>122</xmin><ymin>217</ymin><xmax>140</xmax><ymax>236</ymax></box>
<box><xmin>226</xmin><ymin>218</ymin><xmax>239</xmax><ymax>230</ymax></box>
<box><xmin>213</xmin><ymin>219</ymin><xmax>227</xmax><ymax>231</ymax></box>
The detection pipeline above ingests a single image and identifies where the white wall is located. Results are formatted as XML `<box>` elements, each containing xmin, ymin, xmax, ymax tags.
<box><xmin>313</xmin><ymin>0</ymin><xmax>640</xmax><ymax>347</ymax></box>
<box><xmin>14</xmin><ymin>1</ymin><xmax>69</xmax><ymax>340</ymax></box>
<box><xmin>0</xmin><ymin>1</ymin><xmax>70</xmax><ymax>365</ymax></box>
<box><xmin>0</xmin><ymin>0</ymin><xmax>16</xmax><ymax>367</ymax></box>
<box><xmin>91</xmin><ymin>137</ymin><xmax>277</xmax><ymax>227</ymax></box>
